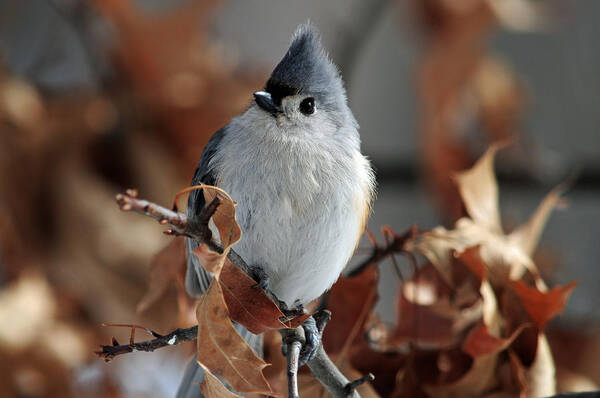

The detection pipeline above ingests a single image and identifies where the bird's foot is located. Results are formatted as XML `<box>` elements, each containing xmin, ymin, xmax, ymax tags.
<box><xmin>298</xmin><ymin>316</ymin><xmax>320</xmax><ymax>366</ymax></box>
<box><xmin>281</xmin><ymin>309</ymin><xmax>330</xmax><ymax>367</ymax></box>
<box><xmin>247</xmin><ymin>264</ymin><xmax>270</xmax><ymax>292</ymax></box>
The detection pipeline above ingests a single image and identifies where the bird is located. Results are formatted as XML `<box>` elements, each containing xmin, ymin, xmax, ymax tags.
<box><xmin>177</xmin><ymin>22</ymin><xmax>375</xmax><ymax>398</ymax></box>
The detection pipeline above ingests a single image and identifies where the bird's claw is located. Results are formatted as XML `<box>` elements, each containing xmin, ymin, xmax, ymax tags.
<box><xmin>298</xmin><ymin>316</ymin><xmax>320</xmax><ymax>366</ymax></box>
<box><xmin>280</xmin><ymin>310</ymin><xmax>330</xmax><ymax>366</ymax></box>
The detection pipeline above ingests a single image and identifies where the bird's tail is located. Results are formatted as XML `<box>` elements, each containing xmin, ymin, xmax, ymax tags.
<box><xmin>176</xmin><ymin>238</ymin><xmax>264</xmax><ymax>398</ymax></box>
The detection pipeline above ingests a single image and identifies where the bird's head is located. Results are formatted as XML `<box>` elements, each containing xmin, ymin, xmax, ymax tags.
<box><xmin>252</xmin><ymin>23</ymin><xmax>354</xmax><ymax>135</ymax></box>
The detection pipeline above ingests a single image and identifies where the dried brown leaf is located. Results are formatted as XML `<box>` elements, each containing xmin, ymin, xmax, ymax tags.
<box><xmin>523</xmin><ymin>335</ymin><xmax>556</xmax><ymax>397</ymax></box>
<box><xmin>188</xmin><ymin>184</ymin><xmax>242</xmax><ymax>276</ymax></box>
<box><xmin>407</xmin><ymin>144</ymin><xmax>567</xmax><ymax>289</ymax></box>
<box><xmin>323</xmin><ymin>265</ymin><xmax>379</xmax><ymax>357</ymax></box>
<box><xmin>192</xmin><ymin>243</ymin><xmax>228</xmax><ymax>275</ymax></box>
<box><xmin>510</xmin><ymin>280</ymin><xmax>577</xmax><ymax>332</ymax></box>
<box><xmin>453</xmin><ymin>143</ymin><xmax>506</xmax><ymax>234</ymax></box>
<box><xmin>462</xmin><ymin>323</ymin><xmax>529</xmax><ymax>358</ymax></box>
<box><xmin>507</xmin><ymin>335</ymin><xmax>557</xmax><ymax>398</ymax></box>
<box><xmin>219</xmin><ymin>259</ymin><xmax>308</xmax><ymax>334</ymax></box>
<box><xmin>201</xmin><ymin>185</ymin><xmax>242</xmax><ymax>250</ymax></box>
<box><xmin>508</xmin><ymin>184</ymin><xmax>567</xmax><ymax>257</ymax></box>
<box><xmin>196</xmin><ymin>280</ymin><xmax>275</xmax><ymax>396</ymax></box>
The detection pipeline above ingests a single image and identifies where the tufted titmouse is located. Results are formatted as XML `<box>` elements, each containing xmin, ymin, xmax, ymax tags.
<box><xmin>178</xmin><ymin>23</ymin><xmax>375</xmax><ymax>397</ymax></box>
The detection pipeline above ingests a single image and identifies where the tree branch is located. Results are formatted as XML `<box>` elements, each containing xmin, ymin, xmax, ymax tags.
<box><xmin>95</xmin><ymin>325</ymin><xmax>198</xmax><ymax>361</ymax></box>
<box><xmin>115</xmin><ymin>189</ymin><xmax>223</xmax><ymax>253</ymax></box>
<box><xmin>283</xmin><ymin>334</ymin><xmax>302</xmax><ymax>398</ymax></box>
<box><xmin>348</xmin><ymin>225</ymin><xmax>419</xmax><ymax>277</ymax></box>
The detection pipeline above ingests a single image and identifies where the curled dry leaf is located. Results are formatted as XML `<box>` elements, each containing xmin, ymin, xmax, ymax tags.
<box><xmin>406</xmin><ymin>143</ymin><xmax>567</xmax><ymax>289</ymax></box>
<box><xmin>453</xmin><ymin>143</ymin><xmax>505</xmax><ymax>234</ymax></box>
<box><xmin>200</xmin><ymin>184</ymin><xmax>242</xmax><ymax>250</ymax></box>
<box><xmin>462</xmin><ymin>322</ymin><xmax>530</xmax><ymax>359</ymax></box>
<box><xmin>192</xmin><ymin>243</ymin><xmax>228</xmax><ymax>275</ymax></box>
<box><xmin>510</xmin><ymin>280</ymin><xmax>577</xmax><ymax>332</ymax></box>
<box><xmin>196</xmin><ymin>280</ymin><xmax>275</xmax><ymax>396</ymax></box>
<box><xmin>188</xmin><ymin>184</ymin><xmax>242</xmax><ymax>276</ymax></box>
<box><xmin>521</xmin><ymin>335</ymin><xmax>556</xmax><ymax>397</ymax></box>
<box><xmin>503</xmin><ymin>335</ymin><xmax>557</xmax><ymax>398</ymax></box>
<box><xmin>199</xmin><ymin>362</ymin><xmax>243</xmax><ymax>398</ymax></box>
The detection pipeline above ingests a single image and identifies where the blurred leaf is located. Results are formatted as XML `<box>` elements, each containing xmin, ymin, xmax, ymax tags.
<box><xmin>136</xmin><ymin>237</ymin><xmax>193</xmax><ymax>317</ymax></box>
<box><xmin>407</xmin><ymin>144</ymin><xmax>567</xmax><ymax>288</ymax></box>
<box><xmin>453</xmin><ymin>143</ymin><xmax>505</xmax><ymax>234</ymax></box>
<box><xmin>196</xmin><ymin>280</ymin><xmax>275</xmax><ymax>396</ymax></box>
<box><xmin>462</xmin><ymin>322</ymin><xmax>529</xmax><ymax>358</ymax></box>
<box><xmin>510</xmin><ymin>280</ymin><xmax>577</xmax><ymax>332</ymax></box>
<box><xmin>323</xmin><ymin>264</ymin><xmax>379</xmax><ymax>356</ymax></box>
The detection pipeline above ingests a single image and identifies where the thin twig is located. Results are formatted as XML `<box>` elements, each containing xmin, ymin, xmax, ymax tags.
<box><xmin>116</xmin><ymin>189</ymin><xmax>223</xmax><ymax>253</ymax></box>
<box><xmin>348</xmin><ymin>225</ymin><xmax>419</xmax><ymax>277</ymax></box>
<box><xmin>344</xmin><ymin>373</ymin><xmax>375</xmax><ymax>395</ymax></box>
<box><xmin>95</xmin><ymin>325</ymin><xmax>198</xmax><ymax>361</ymax></box>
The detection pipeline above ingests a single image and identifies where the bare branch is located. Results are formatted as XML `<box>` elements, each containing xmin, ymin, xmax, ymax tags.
<box><xmin>115</xmin><ymin>189</ymin><xmax>222</xmax><ymax>253</ymax></box>
<box><xmin>95</xmin><ymin>325</ymin><xmax>198</xmax><ymax>361</ymax></box>
<box><xmin>344</xmin><ymin>373</ymin><xmax>375</xmax><ymax>396</ymax></box>
<box><xmin>348</xmin><ymin>225</ymin><xmax>419</xmax><ymax>277</ymax></box>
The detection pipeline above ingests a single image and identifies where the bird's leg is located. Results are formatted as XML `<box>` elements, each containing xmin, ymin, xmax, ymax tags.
<box><xmin>247</xmin><ymin>263</ymin><xmax>270</xmax><ymax>292</ymax></box>
<box><xmin>281</xmin><ymin>305</ymin><xmax>326</xmax><ymax>367</ymax></box>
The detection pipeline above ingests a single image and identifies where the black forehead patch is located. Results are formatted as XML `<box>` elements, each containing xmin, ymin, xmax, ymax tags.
<box><xmin>265</xmin><ymin>79</ymin><xmax>299</xmax><ymax>106</ymax></box>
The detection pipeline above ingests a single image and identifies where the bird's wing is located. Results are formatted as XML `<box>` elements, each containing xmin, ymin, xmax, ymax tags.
<box><xmin>185</xmin><ymin>127</ymin><xmax>226</xmax><ymax>297</ymax></box>
<box><xmin>179</xmin><ymin>126</ymin><xmax>264</xmax><ymax>398</ymax></box>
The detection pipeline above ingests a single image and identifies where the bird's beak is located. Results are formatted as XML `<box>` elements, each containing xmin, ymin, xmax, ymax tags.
<box><xmin>253</xmin><ymin>91</ymin><xmax>282</xmax><ymax>116</ymax></box>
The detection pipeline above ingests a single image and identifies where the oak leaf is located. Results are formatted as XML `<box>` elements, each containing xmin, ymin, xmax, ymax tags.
<box><xmin>406</xmin><ymin>143</ymin><xmax>567</xmax><ymax>289</ymax></box>
<box><xmin>219</xmin><ymin>259</ymin><xmax>309</xmax><ymax>334</ymax></box>
<box><xmin>196</xmin><ymin>280</ymin><xmax>275</xmax><ymax>396</ymax></box>
<box><xmin>510</xmin><ymin>280</ymin><xmax>577</xmax><ymax>332</ymax></box>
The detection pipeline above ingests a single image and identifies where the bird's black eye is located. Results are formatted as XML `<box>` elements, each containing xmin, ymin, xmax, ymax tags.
<box><xmin>299</xmin><ymin>97</ymin><xmax>315</xmax><ymax>115</ymax></box>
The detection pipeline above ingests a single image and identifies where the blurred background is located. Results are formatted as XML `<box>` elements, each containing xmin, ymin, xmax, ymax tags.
<box><xmin>0</xmin><ymin>0</ymin><xmax>598</xmax><ymax>396</ymax></box>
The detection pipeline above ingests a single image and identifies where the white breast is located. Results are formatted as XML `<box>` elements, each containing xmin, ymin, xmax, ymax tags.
<box><xmin>212</xmin><ymin>108</ymin><xmax>373</xmax><ymax>306</ymax></box>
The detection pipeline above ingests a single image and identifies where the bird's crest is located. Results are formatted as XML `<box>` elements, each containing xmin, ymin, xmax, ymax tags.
<box><xmin>265</xmin><ymin>23</ymin><xmax>345</xmax><ymax>109</ymax></box>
